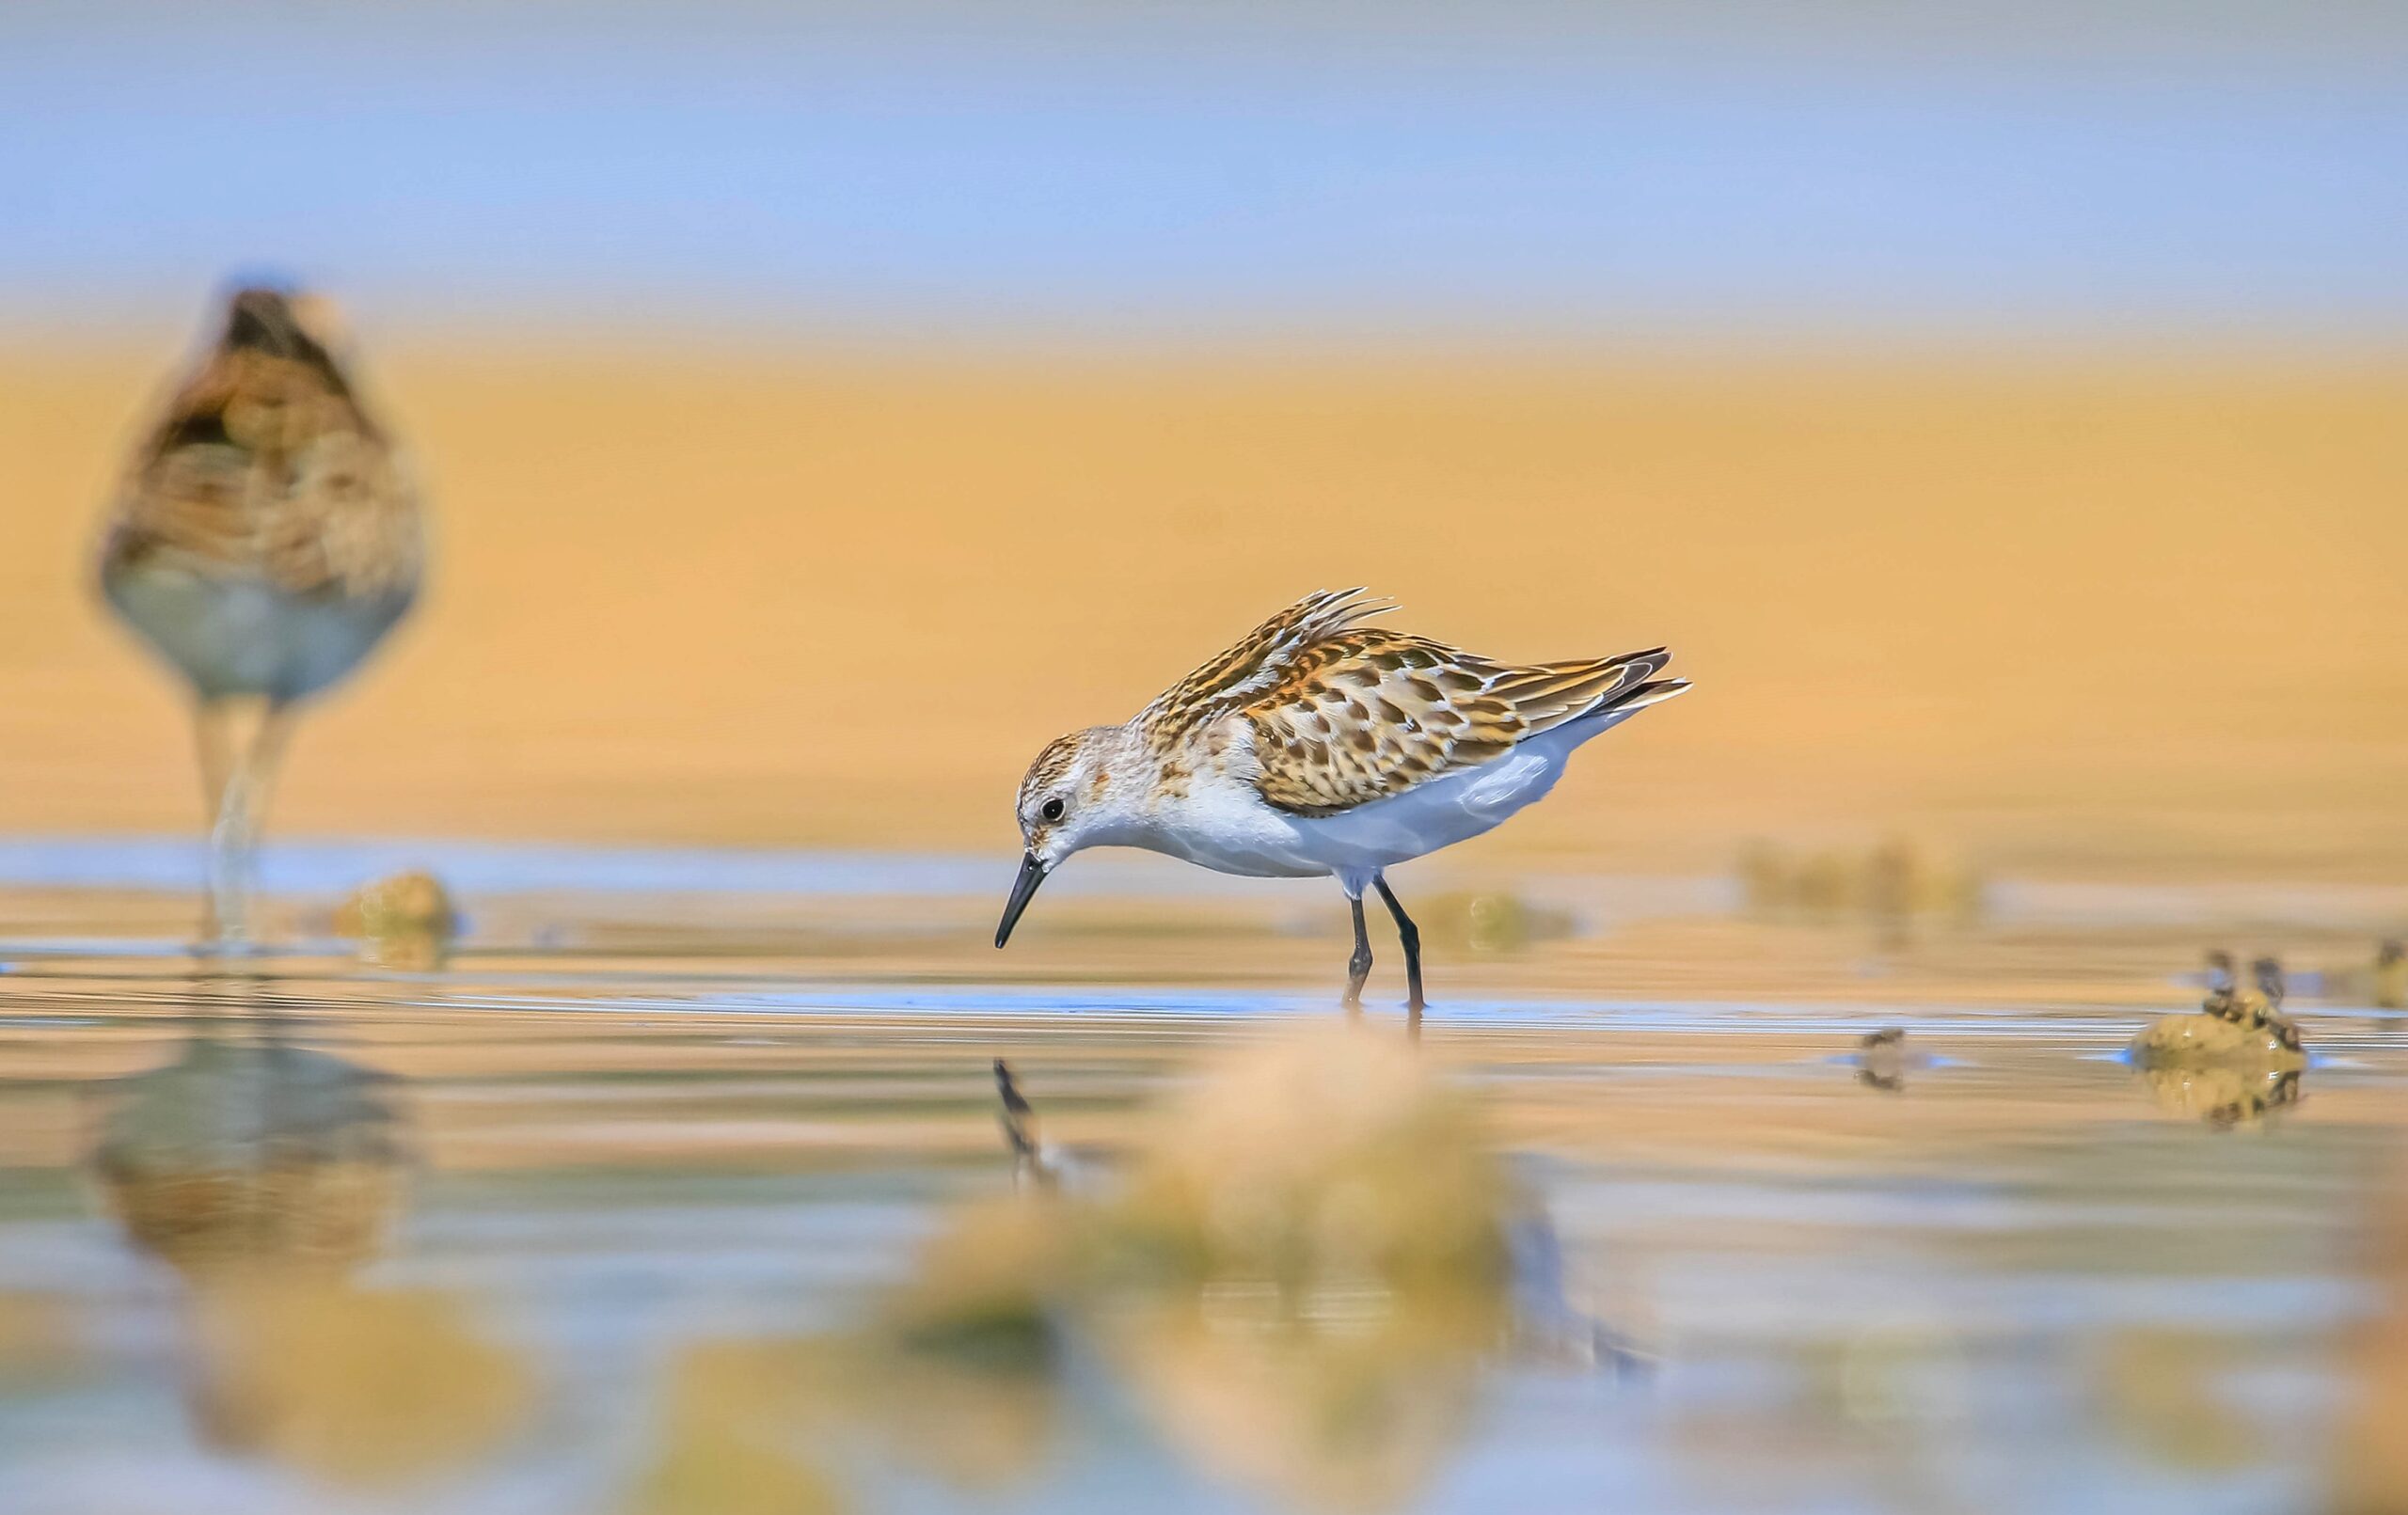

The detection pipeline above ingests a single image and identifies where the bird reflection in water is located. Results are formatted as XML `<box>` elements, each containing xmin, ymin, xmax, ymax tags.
<box><xmin>628</xmin><ymin>1024</ymin><xmax>1639</xmax><ymax>1514</ymax></box>
<box><xmin>86</xmin><ymin>1002</ymin><xmax>531</xmax><ymax>1484</ymax></box>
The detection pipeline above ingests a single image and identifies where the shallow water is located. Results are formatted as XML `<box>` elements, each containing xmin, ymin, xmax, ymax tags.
<box><xmin>0</xmin><ymin>851</ymin><xmax>2403</xmax><ymax>1515</ymax></box>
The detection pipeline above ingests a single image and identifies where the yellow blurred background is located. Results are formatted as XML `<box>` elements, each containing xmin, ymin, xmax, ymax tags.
<box><xmin>7</xmin><ymin>341</ymin><xmax>2401</xmax><ymax>879</ymax></box>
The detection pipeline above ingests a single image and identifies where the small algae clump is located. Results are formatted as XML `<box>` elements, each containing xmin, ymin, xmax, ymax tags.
<box><xmin>2131</xmin><ymin>951</ymin><xmax>2305</xmax><ymax>1073</ymax></box>
<box><xmin>334</xmin><ymin>869</ymin><xmax>460</xmax><ymax>969</ymax></box>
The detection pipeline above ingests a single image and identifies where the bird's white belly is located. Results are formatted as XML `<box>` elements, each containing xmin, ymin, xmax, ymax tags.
<box><xmin>1139</xmin><ymin>797</ymin><xmax>1333</xmax><ymax>879</ymax></box>
<box><xmin>103</xmin><ymin>564</ymin><xmax>414</xmax><ymax>702</ymax></box>
<box><xmin>1137</xmin><ymin>718</ymin><xmax>1604</xmax><ymax>880</ymax></box>
<box><xmin>1293</xmin><ymin>738</ymin><xmax>1573</xmax><ymax>869</ymax></box>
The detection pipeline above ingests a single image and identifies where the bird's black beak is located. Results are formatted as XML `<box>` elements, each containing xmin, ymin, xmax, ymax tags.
<box><xmin>995</xmin><ymin>852</ymin><xmax>1047</xmax><ymax>948</ymax></box>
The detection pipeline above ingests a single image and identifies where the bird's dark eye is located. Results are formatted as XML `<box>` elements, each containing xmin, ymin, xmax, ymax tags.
<box><xmin>1040</xmin><ymin>797</ymin><xmax>1066</xmax><ymax>823</ymax></box>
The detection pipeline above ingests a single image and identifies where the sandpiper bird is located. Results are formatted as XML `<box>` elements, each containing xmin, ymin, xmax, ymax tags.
<box><xmin>995</xmin><ymin>589</ymin><xmax>1687</xmax><ymax>1012</ymax></box>
<box><xmin>96</xmin><ymin>286</ymin><xmax>423</xmax><ymax>946</ymax></box>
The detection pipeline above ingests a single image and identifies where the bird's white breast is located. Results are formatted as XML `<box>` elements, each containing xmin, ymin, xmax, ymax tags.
<box><xmin>1134</xmin><ymin>708</ymin><xmax>1627</xmax><ymax>880</ymax></box>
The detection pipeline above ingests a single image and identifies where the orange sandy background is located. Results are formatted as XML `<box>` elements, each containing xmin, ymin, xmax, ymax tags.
<box><xmin>5</xmin><ymin>341</ymin><xmax>2403</xmax><ymax>880</ymax></box>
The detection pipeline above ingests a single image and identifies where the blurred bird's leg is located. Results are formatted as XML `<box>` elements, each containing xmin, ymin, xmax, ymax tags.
<box><xmin>193</xmin><ymin>699</ymin><xmax>234</xmax><ymax>824</ymax></box>
<box><xmin>195</xmin><ymin>700</ymin><xmax>236</xmax><ymax>945</ymax></box>
<box><xmin>1344</xmin><ymin>892</ymin><xmax>1373</xmax><ymax>1015</ymax></box>
<box><xmin>1375</xmin><ymin>874</ymin><xmax>1425</xmax><ymax>1019</ymax></box>
<box><xmin>200</xmin><ymin>698</ymin><xmax>294</xmax><ymax>951</ymax></box>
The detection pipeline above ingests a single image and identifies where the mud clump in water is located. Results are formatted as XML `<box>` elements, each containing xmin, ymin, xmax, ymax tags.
<box><xmin>2128</xmin><ymin>1013</ymin><xmax>2305</xmax><ymax>1072</ymax></box>
<box><xmin>333</xmin><ymin>869</ymin><xmax>460</xmax><ymax>969</ymax></box>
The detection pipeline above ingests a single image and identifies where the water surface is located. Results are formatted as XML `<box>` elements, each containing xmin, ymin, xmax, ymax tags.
<box><xmin>0</xmin><ymin>867</ymin><xmax>2400</xmax><ymax>1515</ymax></box>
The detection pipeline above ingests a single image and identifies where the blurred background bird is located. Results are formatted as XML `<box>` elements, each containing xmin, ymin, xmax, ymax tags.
<box><xmin>94</xmin><ymin>285</ymin><xmax>423</xmax><ymax>947</ymax></box>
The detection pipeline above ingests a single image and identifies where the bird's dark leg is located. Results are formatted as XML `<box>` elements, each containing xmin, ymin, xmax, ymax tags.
<box><xmin>1344</xmin><ymin>894</ymin><xmax>1373</xmax><ymax>1014</ymax></box>
<box><xmin>1375</xmin><ymin>875</ymin><xmax>1425</xmax><ymax>1018</ymax></box>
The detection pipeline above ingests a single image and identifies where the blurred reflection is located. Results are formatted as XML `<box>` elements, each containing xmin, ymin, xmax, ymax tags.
<box><xmin>87</xmin><ymin>1009</ymin><xmax>531</xmax><ymax>1485</ymax></box>
<box><xmin>633</xmin><ymin>1027</ymin><xmax>1632</xmax><ymax>1513</ymax></box>
<box><xmin>2133</xmin><ymin>1064</ymin><xmax>2305</xmax><ymax>1130</ymax></box>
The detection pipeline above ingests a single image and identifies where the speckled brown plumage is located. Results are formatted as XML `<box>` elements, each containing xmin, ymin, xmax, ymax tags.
<box><xmin>1147</xmin><ymin>589</ymin><xmax>1681</xmax><ymax>815</ymax></box>
<box><xmin>99</xmin><ymin>289</ymin><xmax>420</xmax><ymax>602</ymax></box>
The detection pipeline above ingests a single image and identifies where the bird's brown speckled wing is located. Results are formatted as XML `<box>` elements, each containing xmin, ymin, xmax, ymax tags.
<box><xmin>1242</xmin><ymin>628</ymin><xmax>1680</xmax><ymax>816</ymax></box>
<box><xmin>1140</xmin><ymin>588</ymin><xmax>1399</xmax><ymax>734</ymax></box>
<box><xmin>100</xmin><ymin>297</ymin><xmax>420</xmax><ymax>600</ymax></box>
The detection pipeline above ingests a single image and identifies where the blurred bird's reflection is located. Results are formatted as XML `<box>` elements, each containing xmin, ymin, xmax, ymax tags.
<box><xmin>86</xmin><ymin>1002</ymin><xmax>531</xmax><ymax>1485</ymax></box>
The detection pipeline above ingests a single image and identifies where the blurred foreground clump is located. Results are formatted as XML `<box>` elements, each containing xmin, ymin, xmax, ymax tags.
<box><xmin>333</xmin><ymin>869</ymin><xmax>459</xmax><ymax>969</ymax></box>
<box><xmin>2335</xmin><ymin>1154</ymin><xmax>2408</xmax><ymax>1515</ymax></box>
<box><xmin>627</xmin><ymin>1026</ymin><xmax>1529</xmax><ymax>1514</ymax></box>
<box><xmin>1739</xmin><ymin>838</ymin><xmax>1987</xmax><ymax>933</ymax></box>
<box><xmin>0</xmin><ymin>1289</ymin><xmax>84</xmax><ymax>1390</ymax></box>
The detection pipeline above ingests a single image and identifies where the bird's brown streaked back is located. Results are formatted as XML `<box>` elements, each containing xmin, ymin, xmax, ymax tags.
<box><xmin>1139</xmin><ymin>589</ymin><xmax>1686</xmax><ymax>816</ymax></box>
<box><xmin>1138</xmin><ymin>588</ymin><xmax>1398</xmax><ymax>735</ymax></box>
<box><xmin>100</xmin><ymin>289</ymin><xmax>420</xmax><ymax>601</ymax></box>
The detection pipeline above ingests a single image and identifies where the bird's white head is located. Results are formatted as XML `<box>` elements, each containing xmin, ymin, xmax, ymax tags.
<box><xmin>996</xmin><ymin>725</ymin><xmax>1144</xmax><ymax>947</ymax></box>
